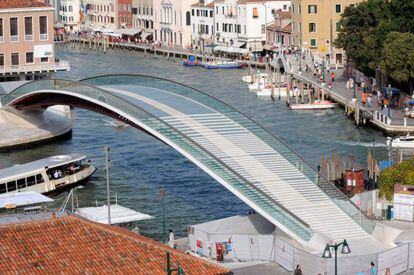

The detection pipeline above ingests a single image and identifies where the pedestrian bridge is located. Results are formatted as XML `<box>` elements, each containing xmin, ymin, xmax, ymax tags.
<box><xmin>0</xmin><ymin>75</ymin><xmax>389</xmax><ymax>253</ymax></box>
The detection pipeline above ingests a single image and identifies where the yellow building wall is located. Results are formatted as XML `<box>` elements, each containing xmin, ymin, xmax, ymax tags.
<box><xmin>291</xmin><ymin>0</ymin><xmax>363</xmax><ymax>65</ymax></box>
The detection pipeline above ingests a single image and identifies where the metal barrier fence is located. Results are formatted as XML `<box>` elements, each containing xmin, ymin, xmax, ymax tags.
<box><xmin>190</xmin><ymin>227</ymin><xmax>414</xmax><ymax>274</ymax></box>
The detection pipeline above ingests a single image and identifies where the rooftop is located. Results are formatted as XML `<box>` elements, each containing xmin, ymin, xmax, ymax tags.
<box><xmin>0</xmin><ymin>191</ymin><xmax>53</xmax><ymax>209</ymax></box>
<box><xmin>0</xmin><ymin>0</ymin><xmax>51</xmax><ymax>9</ymax></box>
<box><xmin>0</xmin><ymin>213</ymin><xmax>230</xmax><ymax>274</ymax></box>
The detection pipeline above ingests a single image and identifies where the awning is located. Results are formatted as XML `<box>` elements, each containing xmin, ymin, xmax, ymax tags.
<box><xmin>214</xmin><ymin>46</ymin><xmax>249</xmax><ymax>54</ymax></box>
<box><xmin>248</xmin><ymin>41</ymin><xmax>264</xmax><ymax>52</ymax></box>
<box><xmin>231</xmin><ymin>41</ymin><xmax>247</xmax><ymax>48</ymax></box>
<box><xmin>115</xmin><ymin>28</ymin><xmax>142</xmax><ymax>37</ymax></box>
<box><xmin>141</xmin><ymin>31</ymin><xmax>153</xmax><ymax>40</ymax></box>
<box><xmin>76</xmin><ymin>204</ymin><xmax>153</xmax><ymax>225</ymax></box>
<box><xmin>0</xmin><ymin>191</ymin><xmax>53</xmax><ymax>209</ymax></box>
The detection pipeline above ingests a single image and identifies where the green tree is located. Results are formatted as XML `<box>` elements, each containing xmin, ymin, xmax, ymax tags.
<box><xmin>381</xmin><ymin>32</ymin><xmax>414</xmax><ymax>93</ymax></box>
<box><xmin>335</xmin><ymin>0</ymin><xmax>388</xmax><ymax>73</ymax></box>
<box><xmin>379</xmin><ymin>158</ymin><xmax>414</xmax><ymax>201</ymax></box>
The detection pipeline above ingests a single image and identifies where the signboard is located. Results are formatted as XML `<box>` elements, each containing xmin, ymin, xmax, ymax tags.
<box><xmin>34</xmin><ymin>45</ymin><xmax>53</xmax><ymax>58</ymax></box>
<box><xmin>393</xmin><ymin>193</ymin><xmax>414</xmax><ymax>221</ymax></box>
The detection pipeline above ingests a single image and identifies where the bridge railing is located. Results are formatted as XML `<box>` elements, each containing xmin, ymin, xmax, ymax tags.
<box><xmin>80</xmin><ymin>74</ymin><xmax>376</xmax><ymax>235</ymax></box>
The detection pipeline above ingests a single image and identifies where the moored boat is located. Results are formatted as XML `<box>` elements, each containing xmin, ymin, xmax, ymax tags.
<box><xmin>203</xmin><ymin>60</ymin><xmax>243</xmax><ymax>69</ymax></box>
<box><xmin>256</xmin><ymin>87</ymin><xmax>290</xmax><ymax>98</ymax></box>
<box><xmin>242</xmin><ymin>73</ymin><xmax>268</xmax><ymax>83</ymax></box>
<box><xmin>0</xmin><ymin>154</ymin><xmax>96</xmax><ymax>196</ymax></box>
<box><xmin>386</xmin><ymin>135</ymin><xmax>414</xmax><ymax>148</ymax></box>
<box><xmin>288</xmin><ymin>100</ymin><xmax>338</xmax><ymax>110</ymax></box>
<box><xmin>183</xmin><ymin>55</ymin><xmax>201</xmax><ymax>66</ymax></box>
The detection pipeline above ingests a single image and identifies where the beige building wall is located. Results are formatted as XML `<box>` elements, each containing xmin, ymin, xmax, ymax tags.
<box><xmin>291</xmin><ymin>0</ymin><xmax>363</xmax><ymax>65</ymax></box>
<box><xmin>0</xmin><ymin>7</ymin><xmax>55</xmax><ymax>71</ymax></box>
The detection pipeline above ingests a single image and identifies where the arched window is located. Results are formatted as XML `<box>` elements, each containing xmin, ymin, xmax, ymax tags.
<box><xmin>186</xmin><ymin>11</ymin><xmax>190</xmax><ymax>26</ymax></box>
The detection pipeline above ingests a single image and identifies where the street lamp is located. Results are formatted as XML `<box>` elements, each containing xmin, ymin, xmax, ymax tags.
<box><xmin>160</xmin><ymin>186</ymin><xmax>166</xmax><ymax>244</ymax></box>
<box><xmin>322</xmin><ymin>239</ymin><xmax>351</xmax><ymax>275</ymax></box>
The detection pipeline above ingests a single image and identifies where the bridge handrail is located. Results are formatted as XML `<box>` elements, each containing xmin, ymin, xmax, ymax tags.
<box><xmin>2</xmin><ymin>78</ymin><xmax>313</xmax><ymax>241</ymax></box>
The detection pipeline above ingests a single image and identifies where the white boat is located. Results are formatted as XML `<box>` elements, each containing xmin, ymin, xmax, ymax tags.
<box><xmin>242</xmin><ymin>73</ymin><xmax>268</xmax><ymax>83</ymax></box>
<box><xmin>256</xmin><ymin>87</ymin><xmax>290</xmax><ymax>98</ymax></box>
<box><xmin>289</xmin><ymin>100</ymin><xmax>338</xmax><ymax>110</ymax></box>
<box><xmin>0</xmin><ymin>154</ymin><xmax>96</xmax><ymax>196</ymax></box>
<box><xmin>104</xmin><ymin>119</ymin><xmax>129</xmax><ymax>128</ymax></box>
<box><xmin>386</xmin><ymin>135</ymin><xmax>414</xmax><ymax>148</ymax></box>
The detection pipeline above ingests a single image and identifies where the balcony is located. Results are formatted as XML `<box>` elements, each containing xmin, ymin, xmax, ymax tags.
<box><xmin>0</xmin><ymin>60</ymin><xmax>71</xmax><ymax>75</ymax></box>
<box><xmin>40</xmin><ymin>34</ymin><xmax>48</xmax><ymax>41</ymax></box>
<box><xmin>10</xmin><ymin>35</ymin><xmax>19</xmax><ymax>42</ymax></box>
<box><xmin>25</xmin><ymin>35</ymin><xmax>33</xmax><ymax>41</ymax></box>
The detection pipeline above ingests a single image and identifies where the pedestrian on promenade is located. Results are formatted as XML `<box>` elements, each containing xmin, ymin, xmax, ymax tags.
<box><xmin>331</xmin><ymin>72</ymin><xmax>335</xmax><ymax>82</ymax></box>
<box><xmin>367</xmin><ymin>93</ymin><xmax>372</xmax><ymax>107</ymax></box>
<box><xmin>293</xmin><ymin>264</ymin><xmax>302</xmax><ymax>275</ymax></box>
<box><xmin>168</xmin><ymin>229</ymin><xmax>175</xmax><ymax>248</ymax></box>
<box><xmin>328</xmin><ymin>80</ymin><xmax>332</xmax><ymax>89</ymax></box>
<box><xmin>384</xmin><ymin>267</ymin><xmax>391</xmax><ymax>275</ymax></box>
<box><xmin>346</xmin><ymin>79</ymin><xmax>350</xmax><ymax>89</ymax></box>
<box><xmin>362</xmin><ymin>91</ymin><xmax>367</xmax><ymax>106</ymax></box>
<box><xmin>369</xmin><ymin>261</ymin><xmax>377</xmax><ymax>275</ymax></box>
<box><xmin>361</xmin><ymin>81</ymin><xmax>366</xmax><ymax>92</ymax></box>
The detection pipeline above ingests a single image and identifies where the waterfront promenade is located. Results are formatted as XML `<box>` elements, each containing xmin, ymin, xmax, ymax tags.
<box><xmin>289</xmin><ymin>56</ymin><xmax>414</xmax><ymax>135</ymax></box>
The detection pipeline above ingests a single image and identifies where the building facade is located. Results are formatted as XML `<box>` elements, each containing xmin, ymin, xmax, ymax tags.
<box><xmin>153</xmin><ymin>0</ymin><xmax>195</xmax><ymax>48</ymax></box>
<box><xmin>266</xmin><ymin>10</ymin><xmax>291</xmax><ymax>51</ymax></box>
<box><xmin>0</xmin><ymin>1</ymin><xmax>69</xmax><ymax>82</ymax></box>
<box><xmin>84</xmin><ymin>0</ymin><xmax>117</xmax><ymax>31</ymax></box>
<box><xmin>291</xmin><ymin>0</ymin><xmax>363</xmax><ymax>65</ymax></box>
<box><xmin>191</xmin><ymin>0</ymin><xmax>214</xmax><ymax>50</ymax></box>
<box><xmin>132</xmin><ymin>0</ymin><xmax>154</xmax><ymax>33</ymax></box>
<box><xmin>214</xmin><ymin>0</ymin><xmax>290</xmax><ymax>51</ymax></box>
<box><xmin>59</xmin><ymin>0</ymin><xmax>81</xmax><ymax>31</ymax></box>
<box><xmin>118</xmin><ymin>0</ymin><xmax>132</xmax><ymax>28</ymax></box>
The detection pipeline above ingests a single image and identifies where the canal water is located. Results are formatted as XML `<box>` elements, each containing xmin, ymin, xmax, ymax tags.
<box><xmin>0</xmin><ymin>46</ymin><xmax>388</xmax><ymax>239</ymax></box>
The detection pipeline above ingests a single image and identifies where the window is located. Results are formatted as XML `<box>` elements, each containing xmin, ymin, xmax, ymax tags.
<box><xmin>26</xmin><ymin>52</ymin><xmax>34</xmax><ymax>64</ymax></box>
<box><xmin>7</xmin><ymin>181</ymin><xmax>16</xmax><ymax>192</ymax></box>
<box><xmin>261</xmin><ymin>24</ymin><xmax>265</xmax><ymax>34</ymax></box>
<box><xmin>252</xmin><ymin>7</ymin><xmax>258</xmax><ymax>18</ymax></box>
<box><xmin>11</xmin><ymin>53</ymin><xmax>19</xmax><ymax>66</ymax></box>
<box><xmin>309</xmin><ymin>23</ymin><xmax>316</xmax><ymax>32</ymax></box>
<box><xmin>0</xmin><ymin>54</ymin><xmax>4</xmax><ymax>67</ymax></box>
<box><xmin>41</xmin><ymin>57</ymin><xmax>48</xmax><ymax>63</ymax></box>
<box><xmin>292</xmin><ymin>4</ymin><xmax>294</xmax><ymax>13</ymax></box>
<box><xmin>192</xmin><ymin>9</ymin><xmax>194</xmax><ymax>16</ymax></box>
<box><xmin>222</xmin><ymin>7</ymin><xmax>224</xmax><ymax>14</ymax></box>
<box><xmin>0</xmin><ymin>183</ymin><xmax>6</xmax><ymax>194</ymax></box>
<box><xmin>0</xmin><ymin>18</ymin><xmax>3</xmax><ymax>40</ymax></box>
<box><xmin>335</xmin><ymin>4</ymin><xmax>341</xmax><ymax>13</ymax></box>
<box><xmin>36</xmin><ymin>174</ymin><xmax>44</xmax><ymax>184</ymax></box>
<box><xmin>216</xmin><ymin>22</ymin><xmax>219</xmax><ymax>31</ymax></box>
<box><xmin>186</xmin><ymin>11</ymin><xmax>191</xmax><ymax>26</ymax></box>
<box><xmin>27</xmin><ymin>176</ymin><xmax>36</xmax><ymax>187</ymax></box>
<box><xmin>283</xmin><ymin>5</ymin><xmax>287</xmax><ymax>10</ymax></box>
<box><xmin>25</xmin><ymin>17</ymin><xmax>33</xmax><ymax>39</ymax></box>
<box><xmin>310</xmin><ymin>38</ymin><xmax>317</xmax><ymax>48</ymax></box>
<box><xmin>10</xmin><ymin>17</ymin><xmax>18</xmax><ymax>38</ymax></box>
<box><xmin>39</xmin><ymin>16</ymin><xmax>48</xmax><ymax>40</ymax></box>
<box><xmin>216</xmin><ymin>6</ymin><xmax>218</xmax><ymax>14</ymax></box>
<box><xmin>298</xmin><ymin>5</ymin><xmax>301</xmax><ymax>14</ymax></box>
<box><xmin>308</xmin><ymin>5</ymin><xmax>317</xmax><ymax>13</ymax></box>
<box><xmin>197</xmin><ymin>9</ymin><xmax>200</xmax><ymax>16</ymax></box>
<box><xmin>17</xmin><ymin>178</ymin><xmax>26</xmax><ymax>190</ymax></box>
<box><xmin>69</xmin><ymin>5</ymin><xmax>73</xmax><ymax>12</ymax></box>
<box><xmin>210</xmin><ymin>10</ymin><xmax>213</xmax><ymax>17</ymax></box>
<box><xmin>336</xmin><ymin>21</ymin><xmax>341</xmax><ymax>31</ymax></box>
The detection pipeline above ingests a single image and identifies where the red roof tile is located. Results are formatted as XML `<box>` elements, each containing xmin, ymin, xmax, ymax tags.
<box><xmin>0</xmin><ymin>214</ymin><xmax>230</xmax><ymax>274</ymax></box>
<box><xmin>0</xmin><ymin>0</ymin><xmax>50</xmax><ymax>9</ymax></box>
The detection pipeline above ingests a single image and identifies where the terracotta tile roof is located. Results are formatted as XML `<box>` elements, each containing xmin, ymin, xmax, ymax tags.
<box><xmin>0</xmin><ymin>214</ymin><xmax>230</xmax><ymax>274</ymax></box>
<box><xmin>0</xmin><ymin>0</ymin><xmax>50</xmax><ymax>9</ymax></box>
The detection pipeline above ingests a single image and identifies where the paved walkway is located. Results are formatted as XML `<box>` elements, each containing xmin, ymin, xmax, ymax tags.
<box><xmin>289</xmin><ymin>55</ymin><xmax>414</xmax><ymax>133</ymax></box>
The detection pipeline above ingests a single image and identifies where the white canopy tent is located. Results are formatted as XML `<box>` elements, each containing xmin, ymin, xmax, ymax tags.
<box><xmin>214</xmin><ymin>46</ymin><xmax>249</xmax><ymax>55</ymax></box>
<box><xmin>115</xmin><ymin>28</ymin><xmax>142</xmax><ymax>37</ymax></box>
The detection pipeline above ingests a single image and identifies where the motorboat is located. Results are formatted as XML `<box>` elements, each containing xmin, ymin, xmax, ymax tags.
<box><xmin>288</xmin><ymin>100</ymin><xmax>338</xmax><ymax>110</ymax></box>
<box><xmin>242</xmin><ymin>73</ymin><xmax>268</xmax><ymax>83</ymax></box>
<box><xmin>203</xmin><ymin>60</ymin><xmax>244</xmax><ymax>69</ymax></box>
<box><xmin>0</xmin><ymin>154</ymin><xmax>96</xmax><ymax>196</ymax></box>
<box><xmin>386</xmin><ymin>135</ymin><xmax>414</xmax><ymax>148</ymax></box>
<box><xmin>256</xmin><ymin>87</ymin><xmax>291</xmax><ymax>98</ymax></box>
<box><xmin>183</xmin><ymin>55</ymin><xmax>201</xmax><ymax>66</ymax></box>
